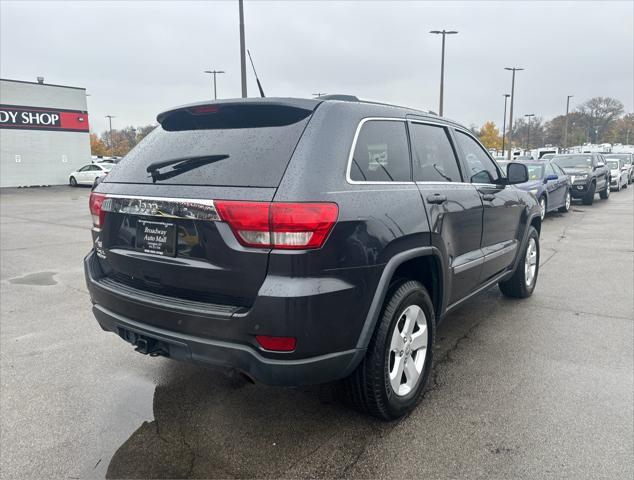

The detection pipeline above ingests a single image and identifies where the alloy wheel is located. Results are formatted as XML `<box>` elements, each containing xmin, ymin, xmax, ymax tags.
<box><xmin>389</xmin><ymin>305</ymin><xmax>428</xmax><ymax>397</ymax></box>
<box><xmin>565</xmin><ymin>191</ymin><xmax>571</xmax><ymax>211</ymax></box>
<box><xmin>524</xmin><ymin>237</ymin><xmax>538</xmax><ymax>288</ymax></box>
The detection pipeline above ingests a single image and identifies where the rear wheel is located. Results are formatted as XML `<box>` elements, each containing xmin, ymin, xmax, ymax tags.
<box><xmin>558</xmin><ymin>189</ymin><xmax>571</xmax><ymax>213</ymax></box>
<box><xmin>599</xmin><ymin>180</ymin><xmax>610</xmax><ymax>199</ymax></box>
<box><xmin>499</xmin><ymin>226</ymin><xmax>539</xmax><ymax>298</ymax></box>
<box><xmin>342</xmin><ymin>280</ymin><xmax>435</xmax><ymax>420</ymax></box>
<box><xmin>582</xmin><ymin>182</ymin><xmax>595</xmax><ymax>205</ymax></box>
<box><xmin>69</xmin><ymin>176</ymin><xmax>77</xmax><ymax>187</ymax></box>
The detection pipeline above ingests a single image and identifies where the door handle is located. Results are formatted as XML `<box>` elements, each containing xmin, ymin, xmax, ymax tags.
<box><xmin>426</xmin><ymin>194</ymin><xmax>447</xmax><ymax>204</ymax></box>
<box><xmin>481</xmin><ymin>193</ymin><xmax>496</xmax><ymax>201</ymax></box>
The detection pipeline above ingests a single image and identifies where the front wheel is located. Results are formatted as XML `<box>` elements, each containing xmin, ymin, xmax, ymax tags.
<box><xmin>342</xmin><ymin>280</ymin><xmax>435</xmax><ymax>420</ymax></box>
<box><xmin>499</xmin><ymin>226</ymin><xmax>539</xmax><ymax>298</ymax></box>
<box><xmin>600</xmin><ymin>180</ymin><xmax>610</xmax><ymax>199</ymax></box>
<box><xmin>558</xmin><ymin>189</ymin><xmax>571</xmax><ymax>213</ymax></box>
<box><xmin>582</xmin><ymin>182</ymin><xmax>595</xmax><ymax>205</ymax></box>
<box><xmin>69</xmin><ymin>176</ymin><xmax>77</xmax><ymax>187</ymax></box>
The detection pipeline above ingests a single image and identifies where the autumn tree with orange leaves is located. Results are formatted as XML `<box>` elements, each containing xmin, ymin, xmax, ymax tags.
<box><xmin>479</xmin><ymin>121</ymin><xmax>502</xmax><ymax>150</ymax></box>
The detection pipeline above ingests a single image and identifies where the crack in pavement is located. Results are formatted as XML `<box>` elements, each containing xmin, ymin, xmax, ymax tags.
<box><xmin>424</xmin><ymin>321</ymin><xmax>482</xmax><ymax>398</ymax></box>
<box><xmin>539</xmin><ymin>210</ymin><xmax>587</xmax><ymax>270</ymax></box>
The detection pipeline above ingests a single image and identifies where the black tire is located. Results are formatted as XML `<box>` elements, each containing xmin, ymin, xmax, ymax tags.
<box><xmin>599</xmin><ymin>180</ymin><xmax>610</xmax><ymax>199</ymax></box>
<box><xmin>622</xmin><ymin>180</ymin><xmax>627</xmax><ymax>189</ymax></box>
<box><xmin>341</xmin><ymin>280</ymin><xmax>435</xmax><ymax>420</ymax></box>
<box><xmin>69</xmin><ymin>176</ymin><xmax>77</xmax><ymax>187</ymax></box>
<box><xmin>499</xmin><ymin>226</ymin><xmax>539</xmax><ymax>299</ymax></box>
<box><xmin>582</xmin><ymin>182</ymin><xmax>595</xmax><ymax>205</ymax></box>
<box><xmin>558</xmin><ymin>189</ymin><xmax>571</xmax><ymax>213</ymax></box>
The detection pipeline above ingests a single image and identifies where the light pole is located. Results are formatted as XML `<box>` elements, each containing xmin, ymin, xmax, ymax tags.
<box><xmin>502</xmin><ymin>94</ymin><xmax>510</xmax><ymax>156</ymax></box>
<box><xmin>105</xmin><ymin>115</ymin><xmax>115</xmax><ymax>157</ymax></box>
<box><xmin>430</xmin><ymin>29</ymin><xmax>458</xmax><ymax>116</ymax></box>
<box><xmin>238</xmin><ymin>0</ymin><xmax>247</xmax><ymax>98</ymax></box>
<box><xmin>524</xmin><ymin>113</ymin><xmax>535</xmax><ymax>152</ymax></box>
<box><xmin>564</xmin><ymin>95</ymin><xmax>573</xmax><ymax>152</ymax></box>
<box><xmin>505</xmin><ymin>67</ymin><xmax>524</xmax><ymax>159</ymax></box>
<box><xmin>204</xmin><ymin>70</ymin><xmax>225</xmax><ymax>99</ymax></box>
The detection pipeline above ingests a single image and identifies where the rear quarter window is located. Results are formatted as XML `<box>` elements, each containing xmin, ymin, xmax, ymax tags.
<box><xmin>349</xmin><ymin>120</ymin><xmax>410</xmax><ymax>182</ymax></box>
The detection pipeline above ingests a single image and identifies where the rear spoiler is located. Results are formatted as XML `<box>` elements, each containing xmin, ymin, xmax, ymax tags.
<box><xmin>157</xmin><ymin>98</ymin><xmax>320</xmax><ymax>131</ymax></box>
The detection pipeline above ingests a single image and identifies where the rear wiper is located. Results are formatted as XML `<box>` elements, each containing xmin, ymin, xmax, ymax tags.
<box><xmin>146</xmin><ymin>154</ymin><xmax>229</xmax><ymax>183</ymax></box>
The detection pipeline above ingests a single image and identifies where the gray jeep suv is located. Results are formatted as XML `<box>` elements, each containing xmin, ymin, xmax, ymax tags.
<box><xmin>85</xmin><ymin>96</ymin><xmax>540</xmax><ymax>419</ymax></box>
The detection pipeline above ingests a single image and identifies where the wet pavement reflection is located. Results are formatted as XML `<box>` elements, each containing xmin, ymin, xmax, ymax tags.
<box><xmin>106</xmin><ymin>363</ymin><xmax>384</xmax><ymax>479</ymax></box>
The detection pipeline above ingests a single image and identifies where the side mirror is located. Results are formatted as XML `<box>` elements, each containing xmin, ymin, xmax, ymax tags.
<box><xmin>544</xmin><ymin>174</ymin><xmax>558</xmax><ymax>182</ymax></box>
<box><xmin>507</xmin><ymin>162</ymin><xmax>528</xmax><ymax>184</ymax></box>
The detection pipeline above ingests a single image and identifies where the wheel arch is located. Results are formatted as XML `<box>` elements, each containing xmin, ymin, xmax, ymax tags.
<box><xmin>354</xmin><ymin>247</ymin><xmax>445</xmax><ymax>351</ymax></box>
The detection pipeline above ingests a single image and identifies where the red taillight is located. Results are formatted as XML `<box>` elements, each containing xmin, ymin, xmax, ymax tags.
<box><xmin>215</xmin><ymin>201</ymin><xmax>338</xmax><ymax>250</ymax></box>
<box><xmin>89</xmin><ymin>192</ymin><xmax>107</xmax><ymax>228</ymax></box>
<box><xmin>256</xmin><ymin>335</ymin><xmax>296</xmax><ymax>352</ymax></box>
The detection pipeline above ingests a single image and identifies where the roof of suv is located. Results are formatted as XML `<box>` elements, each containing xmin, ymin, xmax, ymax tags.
<box><xmin>156</xmin><ymin>96</ymin><xmax>463</xmax><ymax>130</ymax></box>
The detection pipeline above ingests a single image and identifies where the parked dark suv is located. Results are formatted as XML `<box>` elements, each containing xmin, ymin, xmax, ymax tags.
<box><xmin>552</xmin><ymin>153</ymin><xmax>611</xmax><ymax>205</ymax></box>
<box><xmin>85</xmin><ymin>97</ymin><xmax>541</xmax><ymax>419</ymax></box>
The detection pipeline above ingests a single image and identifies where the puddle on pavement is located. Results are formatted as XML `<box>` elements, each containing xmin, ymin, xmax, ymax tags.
<box><xmin>9</xmin><ymin>271</ymin><xmax>57</xmax><ymax>286</ymax></box>
<box><xmin>84</xmin><ymin>371</ymin><xmax>156</xmax><ymax>479</ymax></box>
<box><xmin>105</xmin><ymin>362</ymin><xmax>383</xmax><ymax>479</ymax></box>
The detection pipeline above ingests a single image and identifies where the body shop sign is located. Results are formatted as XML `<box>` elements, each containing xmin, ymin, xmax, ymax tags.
<box><xmin>0</xmin><ymin>104</ymin><xmax>89</xmax><ymax>132</ymax></box>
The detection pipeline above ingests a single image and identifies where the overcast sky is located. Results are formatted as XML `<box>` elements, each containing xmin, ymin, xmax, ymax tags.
<box><xmin>1</xmin><ymin>1</ymin><xmax>632</xmax><ymax>134</ymax></box>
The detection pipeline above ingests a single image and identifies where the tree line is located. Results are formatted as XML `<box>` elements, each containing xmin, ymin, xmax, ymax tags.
<box><xmin>474</xmin><ymin>96</ymin><xmax>633</xmax><ymax>151</ymax></box>
<box><xmin>90</xmin><ymin>124</ymin><xmax>156</xmax><ymax>157</ymax></box>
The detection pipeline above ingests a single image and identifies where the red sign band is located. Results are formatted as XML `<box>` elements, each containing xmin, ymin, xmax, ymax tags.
<box><xmin>0</xmin><ymin>104</ymin><xmax>90</xmax><ymax>132</ymax></box>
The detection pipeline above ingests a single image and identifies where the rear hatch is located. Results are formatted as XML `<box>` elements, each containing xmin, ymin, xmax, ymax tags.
<box><xmin>91</xmin><ymin>99</ymin><xmax>319</xmax><ymax>309</ymax></box>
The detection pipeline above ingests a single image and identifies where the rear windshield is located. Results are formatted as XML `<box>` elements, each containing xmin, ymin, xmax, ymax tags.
<box><xmin>105</xmin><ymin>108</ymin><xmax>312</xmax><ymax>187</ymax></box>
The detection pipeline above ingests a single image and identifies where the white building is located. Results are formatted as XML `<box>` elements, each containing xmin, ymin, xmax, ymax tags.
<box><xmin>0</xmin><ymin>78</ymin><xmax>91</xmax><ymax>187</ymax></box>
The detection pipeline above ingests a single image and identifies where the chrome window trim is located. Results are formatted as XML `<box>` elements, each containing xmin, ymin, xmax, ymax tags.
<box><xmin>345</xmin><ymin>117</ymin><xmax>414</xmax><ymax>185</ymax></box>
<box><xmin>101</xmin><ymin>194</ymin><xmax>220</xmax><ymax>221</ymax></box>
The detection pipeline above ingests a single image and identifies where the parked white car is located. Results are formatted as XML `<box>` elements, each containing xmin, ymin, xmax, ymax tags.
<box><xmin>604</xmin><ymin>153</ymin><xmax>633</xmax><ymax>185</ymax></box>
<box><xmin>607</xmin><ymin>159</ymin><xmax>628</xmax><ymax>191</ymax></box>
<box><xmin>69</xmin><ymin>163</ymin><xmax>113</xmax><ymax>186</ymax></box>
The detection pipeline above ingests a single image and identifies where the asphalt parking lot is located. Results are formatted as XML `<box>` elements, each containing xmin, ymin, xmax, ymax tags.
<box><xmin>1</xmin><ymin>185</ymin><xmax>632</xmax><ymax>479</ymax></box>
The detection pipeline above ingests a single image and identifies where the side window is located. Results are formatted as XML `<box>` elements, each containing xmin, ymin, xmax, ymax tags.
<box><xmin>350</xmin><ymin>120</ymin><xmax>410</xmax><ymax>182</ymax></box>
<box><xmin>454</xmin><ymin>131</ymin><xmax>502</xmax><ymax>184</ymax></box>
<box><xmin>410</xmin><ymin>123</ymin><xmax>462</xmax><ymax>182</ymax></box>
<box><xmin>78</xmin><ymin>165</ymin><xmax>90</xmax><ymax>172</ymax></box>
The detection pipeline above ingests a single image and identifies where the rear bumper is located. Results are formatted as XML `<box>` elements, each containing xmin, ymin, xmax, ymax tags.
<box><xmin>92</xmin><ymin>303</ymin><xmax>360</xmax><ymax>386</ymax></box>
<box><xmin>84</xmin><ymin>251</ymin><xmax>372</xmax><ymax>386</ymax></box>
